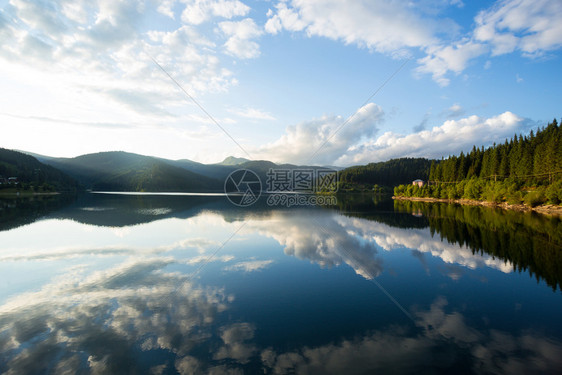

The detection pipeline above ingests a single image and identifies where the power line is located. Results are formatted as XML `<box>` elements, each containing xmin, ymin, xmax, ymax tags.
<box><xmin>149</xmin><ymin>55</ymin><xmax>253</xmax><ymax>160</ymax></box>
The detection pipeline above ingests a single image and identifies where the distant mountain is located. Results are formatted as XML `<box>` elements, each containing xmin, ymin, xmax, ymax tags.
<box><xmin>163</xmin><ymin>159</ymin><xmax>237</xmax><ymax>180</ymax></box>
<box><xmin>217</xmin><ymin>156</ymin><xmax>251</xmax><ymax>166</ymax></box>
<box><xmin>0</xmin><ymin>148</ymin><xmax>78</xmax><ymax>191</ymax></box>
<box><xmin>18</xmin><ymin>150</ymin><xmax>426</xmax><ymax>193</ymax></box>
<box><xmin>35</xmin><ymin>151</ymin><xmax>222</xmax><ymax>192</ymax></box>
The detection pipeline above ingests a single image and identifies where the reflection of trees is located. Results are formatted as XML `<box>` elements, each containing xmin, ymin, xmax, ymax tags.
<box><xmin>394</xmin><ymin>201</ymin><xmax>562</xmax><ymax>291</ymax></box>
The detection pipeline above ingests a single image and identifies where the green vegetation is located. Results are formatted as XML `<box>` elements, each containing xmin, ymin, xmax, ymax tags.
<box><xmin>339</xmin><ymin>158</ymin><xmax>432</xmax><ymax>191</ymax></box>
<box><xmin>0</xmin><ymin>148</ymin><xmax>78</xmax><ymax>193</ymax></box>
<box><xmin>394</xmin><ymin>118</ymin><xmax>562</xmax><ymax>206</ymax></box>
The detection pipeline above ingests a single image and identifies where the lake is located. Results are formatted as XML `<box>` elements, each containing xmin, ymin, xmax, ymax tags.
<box><xmin>0</xmin><ymin>193</ymin><xmax>561</xmax><ymax>374</ymax></box>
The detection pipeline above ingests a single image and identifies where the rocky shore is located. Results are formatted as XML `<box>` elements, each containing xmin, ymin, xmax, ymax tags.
<box><xmin>392</xmin><ymin>196</ymin><xmax>562</xmax><ymax>217</ymax></box>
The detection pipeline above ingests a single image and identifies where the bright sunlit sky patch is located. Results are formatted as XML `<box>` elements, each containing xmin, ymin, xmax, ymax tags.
<box><xmin>1</xmin><ymin>0</ymin><xmax>561</xmax><ymax>166</ymax></box>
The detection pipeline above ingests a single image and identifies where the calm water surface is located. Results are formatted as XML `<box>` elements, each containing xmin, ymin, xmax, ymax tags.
<box><xmin>0</xmin><ymin>193</ymin><xmax>561</xmax><ymax>374</ymax></box>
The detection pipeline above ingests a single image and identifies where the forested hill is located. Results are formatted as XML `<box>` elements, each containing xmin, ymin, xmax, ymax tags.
<box><xmin>429</xmin><ymin>118</ymin><xmax>562</xmax><ymax>183</ymax></box>
<box><xmin>0</xmin><ymin>148</ymin><xmax>78</xmax><ymax>192</ymax></box>
<box><xmin>339</xmin><ymin>158</ymin><xmax>433</xmax><ymax>189</ymax></box>
<box><xmin>395</xmin><ymin>118</ymin><xmax>562</xmax><ymax>206</ymax></box>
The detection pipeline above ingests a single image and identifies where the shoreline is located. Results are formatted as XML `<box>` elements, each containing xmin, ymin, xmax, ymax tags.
<box><xmin>392</xmin><ymin>195</ymin><xmax>562</xmax><ymax>217</ymax></box>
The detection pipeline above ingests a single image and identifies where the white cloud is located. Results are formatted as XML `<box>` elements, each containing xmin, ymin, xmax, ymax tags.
<box><xmin>219</xmin><ymin>18</ymin><xmax>263</xmax><ymax>59</ymax></box>
<box><xmin>474</xmin><ymin>0</ymin><xmax>562</xmax><ymax>57</ymax></box>
<box><xmin>336</xmin><ymin>111</ymin><xmax>530</xmax><ymax>165</ymax></box>
<box><xmin>446</xmin><ymin>103</ymin><xmax>465</xmax><ymax>118</ymax></box>
<box><xmin>157</xmin><ymin>0</ymin><xmax>176</xmax><ymax>19</ymax></box>
<box><xmin>253</xmin><ymin>103</ymin><xmax>384</xmax><ymax>165</ymax></box>
<box><xmin>416</xmin><ymin>40</ymin><xmax>487</xmax><ymax>86</ymax></box>
<box><xmin>0</xmin><ymin>0</ymin><xmax>254</xmax><ymax>125</ymax></box>
<box><xmin>180</xmin><ymin>0</ymin><xmax>250</xmax><ymax>25</ymax></box>
<box><xmin>265</xmin><ymin>0</ymin><xmax>438</xmax><ymax>54</ymax></box>
<box><xmin>265</xmin><ymin>0</ymin><xmax>562</xmax><ymax>85</ymax></box>
<box><xmin>253</xmin><ymin>104</ymin><xmax>530</xmax><ymax>166</ymax></box>
<box><xmin>419</xmin><ymin>0</ymin><xmax>562</xmax><ymax>84</ymax></box>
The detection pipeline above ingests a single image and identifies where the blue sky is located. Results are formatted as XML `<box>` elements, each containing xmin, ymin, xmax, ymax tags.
<box><xmin>1</xmin><ymin>0</ymin><xmax>561</xmax><ymax>166</ymax></box>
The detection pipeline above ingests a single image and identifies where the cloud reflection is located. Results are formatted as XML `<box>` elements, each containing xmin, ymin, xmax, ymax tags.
<box><xmin>243</xmin><ymin>211</ymin><xmax>512</xmax><ymax>282</ymax></box>
<box><xmin>0</xmin><ymin>256</ymin><xmax>560</xmax><ymax>374</ymax></box>
<box><xmin>260</xmin><ymin>297</ymin><xmax>562</xmax><ymax>375</ymax></box>
<box><xmin>0</xmin><ymin>257</ymin><xmax>241</xmax><ymax>374</ymax></box>
<box><xmin>224</xmin><ymin>260</ymin><xmax>274</xmax><ymax>273</ymax></box>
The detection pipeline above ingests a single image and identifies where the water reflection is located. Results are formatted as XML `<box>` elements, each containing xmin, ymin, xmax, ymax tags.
<box><xmin>1</xmin><ymin>193</ymin><xmax>562</xmax><ymax>373</ymax></box>
<box><xmin>0</xmin><ymin>258</ymin><xmax>241</xmax><ymax>374</ymax></box>
<box><xmin>393</xmin><ymin>200</ymin><xmax>562</xmax><ymax>290</ymax></box>
<box><xmin>2</xmin><ymin>264</ymin><xmax>561</xmax><ymax>375</ymax></box>
<box><xmin>261</xmin><ymin>296</ymin><xmax>562</xmax><ymax>374</ymax></box>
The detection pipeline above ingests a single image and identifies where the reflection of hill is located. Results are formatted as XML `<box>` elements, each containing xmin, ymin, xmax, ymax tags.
<box><xmin>49</xmin><ymin>193</ymin><xmax>309</xmax><ymax>227</ymax></box>
<box><xmin>0</xmin><ymin>194</ymin><xmax>77</xmax><ymax>232</ymax></box>
<box><xmin>394</xmin><ymin>200</ymin><xmax>562</xmax><ymax>291</ymax></box>
<box><xmin>5</xmin><ymin>192</ymin><xmax>562</xmax><ymax>292</ymax></box>
<box><xmin>49</xmin><ymin>193</ymin><xmax>226</xmax><ymax>227</ymax></box>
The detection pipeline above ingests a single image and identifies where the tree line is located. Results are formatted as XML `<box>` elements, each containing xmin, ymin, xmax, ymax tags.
<box><xmin>394</xmin><ymin>118</ymin><xmax>562</xmax><ymax>206</ymax></box>
<box><xmin>0</xmin><ymin>148</ymin><xmax>79</xmax><ymax>192</ymax></box>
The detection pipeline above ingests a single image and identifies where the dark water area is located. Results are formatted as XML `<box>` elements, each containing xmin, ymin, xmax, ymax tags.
<box><xmin>0</xmin><ymin>192</ymin><xmax>561</xmax><ymax>374</ymax></box>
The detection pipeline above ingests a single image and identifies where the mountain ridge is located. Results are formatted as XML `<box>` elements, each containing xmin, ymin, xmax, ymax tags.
<box><xmin>14</xmin><ymin>150</ymin><xmax>431</xmax><ymax>192</ymax></box>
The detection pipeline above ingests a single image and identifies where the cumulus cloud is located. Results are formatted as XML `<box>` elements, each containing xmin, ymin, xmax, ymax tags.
<box><xmin>416</xmin><ymin>40</ymin><xmax>487</xmax><ymax>86</ymax></box>
<box><xmin>474</xmin><ymin>0</ymin><xmax>562</xmax><ymax>57</ymax></box>
<box><xmin>219</xmin><ymin>18</ymin><xmax>263</xmax><ymax>59</ymax></box>
<box><xmin>0</xmin><ymin>0</ymin><xmax>255</xmax><ymax>123</ymax></box>
<box><xmin>255</xmin><ymin>107</ymin><xmax>531</xmax><ymax>166</ymax></box>
<box><xmin>253</xmin><ymin>103</ymin><xmax>384</xmax><ymax>165</ymax></box>
<box><xmin>265</xmin><ymin>0</ymin><xmax>438</xmax><ymax>54</ymax></box>
<box><xmin>181</xmin><ymin>0</ymin><xmax>250</xmax><ymax>25</ymax></box>
<box><xmin>336</xmin><ymin>111</ymin><xmax>531</xmax><ymax>165</ymax></box>
<box><xmin>418</xmin><ymin>0</ymin><xmax>562</xmax><ymax>84</ymax></box>
<box><xmin>265</xmin><ymin>0</ymin><xmax>562</xmax><ymax>85</ymax></box>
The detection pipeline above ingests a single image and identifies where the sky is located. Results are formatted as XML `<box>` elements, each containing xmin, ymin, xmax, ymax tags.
<box><xmin>0</xmin><ymin>0</ymin><xmax>561</xmax><ymax>166</ymax></box>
